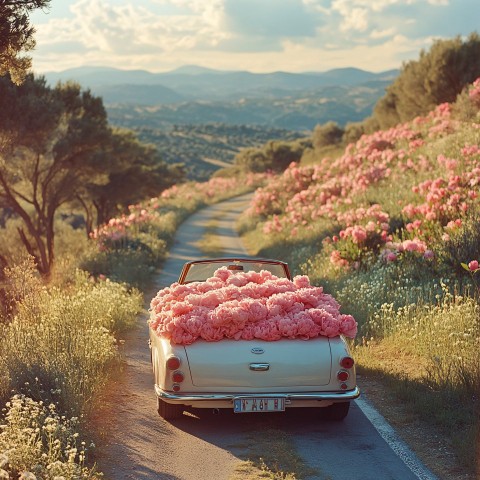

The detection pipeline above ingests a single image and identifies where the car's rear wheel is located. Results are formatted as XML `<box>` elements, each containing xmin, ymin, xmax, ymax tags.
<box><xmin>157</xmin><ymin>397</ymin><xmax>183</xmax><ymax>420</ymax></box>
<box><xmin>324</xmin><ymin>401</ymin><xmax>350</xmax><ymax>421</ymax></box>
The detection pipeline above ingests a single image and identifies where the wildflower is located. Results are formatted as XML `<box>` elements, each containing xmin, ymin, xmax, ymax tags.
<box><xmin>468</xmin><ymin>260</ymin><xmax>479</xmax><ymax>272</ymax></box>
<box><xmin>385</xmin><ymin>252</ymin><xmax>397</xmax><ymax>262</ymax></box>
<box><xmin>423</xmin><ymin>250</ymin><xmax>435</xmax><ymax>260</ymax></box>
<box><xmin>19</xmin><ymin>473</ymin><xmax>36</xmax><ymax>480</ymax></box>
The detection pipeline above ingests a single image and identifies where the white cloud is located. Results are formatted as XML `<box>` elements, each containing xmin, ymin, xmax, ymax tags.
<box><xmin>340</xmin><ymin>7</ymin><xmax>369</xmax><ymax>32</ymax></box>
<box><xmin>30</xmin><ymin>0</ymin><xmax>478</xmax><ymax>74</ymax></box>
<box><xmin>37</xmin><ymin>0</ymin><xmax>230</xmax><ymax>56</ymax></box>
<box><xmin>370</xmin><ymin>27</ymin><xmax>396</xmax><ymax>39</ymax></box>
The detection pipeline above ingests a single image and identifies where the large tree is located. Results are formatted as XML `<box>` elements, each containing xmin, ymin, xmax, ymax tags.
<box><xmin>234</xmin><ymin>140</ymin><xmax>304</xmax><ymax>173</ymax></box>
<box><xmin>373</xmin><ymin>32</ymin><xmax>480</xmax><ymax>129</ymax></box>
<box><xmin>0</xmin><ymin>0</ymin><xmax>50</xmax><ymax>84</ymax></box>
<box><xmin>0</xmin><ymin>75</ymin><xmax>111</xmax><ymax>276</ymax></box>
<box><xmin>0</xmin><ymin>74</ymin><xmax>186</xmax><ymax>275</ymax></box>
<box><xmin>78</xmin><ymin>128</ymin><xmax>185</xmax><ymax>233</ymax></box>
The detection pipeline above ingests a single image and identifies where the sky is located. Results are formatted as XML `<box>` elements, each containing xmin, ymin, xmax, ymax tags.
<box><xmin>30</xmin><ymin>0</ymin><xmax>480</xmax><ymax>74</ymax></box>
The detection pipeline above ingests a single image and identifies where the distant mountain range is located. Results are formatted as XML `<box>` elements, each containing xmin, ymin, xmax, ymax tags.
<box><xmin>43</xmin><ymin>65</ymin><xmax>398</xmax><ymax>105</ymax></box>
<box><xmin>41</xmin><ymin>65</ymin><xmax>398</xmax><ymax>179</ymax></box>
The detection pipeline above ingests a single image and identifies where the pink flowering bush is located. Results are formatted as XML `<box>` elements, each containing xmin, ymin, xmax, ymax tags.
<box><xmin>243</xmin><ymin>78</ymin><xmax>480</xmax><ymax>278</ymax></box>
<box><xmin>85</xmin><ymin>173</ymin><xmax>268</xmax><ymax>286</ymax></box>
<box><xmin>319</xmin><ymin>205</ymin><xmax>391</xmax><ymax>269</ymax></box>
<box><xmin>149</xmin><ymin>268</ymin><xmax>357</xmax><ymax>344</ymax></box>
<box><xmin>248</xmin><ymin>98</ymin><xmax>460</xmax><ymax>240</ymax></box>
<box><xmin>380</xmin><ymin>238</ymin><xmax>433</xmax><ymax>265</ymax></box>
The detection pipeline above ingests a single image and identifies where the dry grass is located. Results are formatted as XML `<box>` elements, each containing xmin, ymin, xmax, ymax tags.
<box><xmin>230</xmin><ymin>427</ymin><xmax>318</xmax><ymax>480</ymax></box>
<box><xmin>195</xmin><ymin>218</ymin><xmax>225</xmax><ymax>257</ymax></box>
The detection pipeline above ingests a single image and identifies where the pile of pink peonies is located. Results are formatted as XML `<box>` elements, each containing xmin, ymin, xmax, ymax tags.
<box><xmin>149</xmin><ymin>267</ymin><xmax>357</xmax><ymax>345</ymax></box>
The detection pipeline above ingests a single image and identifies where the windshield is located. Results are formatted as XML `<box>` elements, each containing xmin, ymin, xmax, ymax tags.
<box><xmin>179</xmin><ymin>259</ymin><xmax>291</xmax><ymax>283</ymax></box>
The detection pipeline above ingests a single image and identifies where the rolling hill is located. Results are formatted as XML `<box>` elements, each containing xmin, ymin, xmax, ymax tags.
<box><xmin>41</xmin><ymin>65</ymin><xmax>398</xmax><ymax>179</ymax></box>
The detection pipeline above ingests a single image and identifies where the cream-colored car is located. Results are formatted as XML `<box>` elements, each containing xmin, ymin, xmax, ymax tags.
<box><xmin>149</xmin><ymin>258</ymin><xmax>359</xmax><ymax>421</ymax></box>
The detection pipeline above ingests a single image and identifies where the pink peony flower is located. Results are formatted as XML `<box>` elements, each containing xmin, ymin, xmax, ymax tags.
<box><xmin>319</xmin><ymin>314</ymin><xmax>341</xmax><ymax>338</ymax></box>
<box><xmin>170</xmin><ymin>301</ymin><xmax>193</xmax><ymax>316</ymax></box>
<box><xmin>240</xmin><ymin>298</ymin><xmax>268</xmax><ymax>323</ymax></box>
<box><xmin>339</xmin><ymin>314</ymin><xmax>357</xmax><ymax>338</ymax></box>
<box><xmin>214</xmin><ymin>267</ymin><xmax>231</xmax><ymax>282</ymax></box>
<box><xmin>227</xmin><ymin>273</ymin><xmax>249</xmax><ymax>287</ymax></box>
<box><xmin>293</xmin><ymin>275</ymin><xmax>311</xmax><ymax>288</ymax></box>
<box><xmin>254</xmin><ymin>319</ymin><xmax>282</xmax><ymax>341</ymax></box>
<box><xmin>149</xmin><ymin>268</ymin><xmax>356</xmax><ymax>344</ymax></box>
<box><xmin>385</xmin><ymin>252</ymin><xmax>397</xmax><ymax>262</ymax></box>
<box><xmin>277</xmin><ymin>315</ymin><xmax>299</xmax><ymax>338</ymax></box>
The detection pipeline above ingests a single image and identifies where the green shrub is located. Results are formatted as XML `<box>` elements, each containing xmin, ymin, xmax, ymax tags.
<box><xmin>0</xmin><ymin>394</ymin><xmax>101</xmax><ymax>479</ymax></box>
<box><xmin>0</xmin><ymin>264</ymin><xmax>142</xmax><ymax>415</ymax></box>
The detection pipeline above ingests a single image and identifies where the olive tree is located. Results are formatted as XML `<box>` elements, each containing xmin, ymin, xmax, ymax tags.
<box><xmin>0</xmin><ymin>0</ymin><xmax>50</xmax><ymax>84</ymax></box>
<box><xmin>78</xmin><ymin>128</ymin><xmax>185</xmax><ymax>232</ymax></box>
<box><xmin>0</xmin><ymin>75</ymin><xmax>110</xmax><ymax>276</ymax></box>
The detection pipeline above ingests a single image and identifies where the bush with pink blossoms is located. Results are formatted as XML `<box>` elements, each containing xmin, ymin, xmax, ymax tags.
<box><xmin>432</xmin><ymin>211</ymin><xmax>480</xmax><ymax>277</ymax></box>
<box><xmin>149</xmin><ymin>268</ymin><xmax>357</xmax><ymax>344</ymax></box>
<box><xmin>452</xmin><ymin>76</ymin><xmax>480</xmax><ymax>121</ymax></box>
<box><xmin>236</xmin><ymin>78</ymin><xmax>480</xmax><ymax>473</ymax></box>
<box><xmin>319</xmin><ymin>207</ymin><xmax>391</xmax><ymax>269</ymax></box>
<box><xmin>378</xmin><ymin>237</ymin><xmax>436</xmax><ymax>270</ymax></box>
<box><xmin>85</xmin><ymin>173</ymin><xmax>267</xmax><ymax>287</ymax></box>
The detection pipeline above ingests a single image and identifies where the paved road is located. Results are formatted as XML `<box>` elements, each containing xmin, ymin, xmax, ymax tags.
<box><xmin>96</xmin><ymin>194</ymin><xmax>438</xmax><ymax>480</ymax></box>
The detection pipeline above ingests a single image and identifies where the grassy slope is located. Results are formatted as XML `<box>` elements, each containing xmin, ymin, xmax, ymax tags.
<box><xmin>238</xmin><ymin>99</ymin><xmax>480</xmax><ymax>477</ymax></box>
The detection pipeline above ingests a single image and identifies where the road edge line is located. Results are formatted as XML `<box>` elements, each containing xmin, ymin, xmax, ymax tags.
<box><xmin>355</xmin><ymin>397</ymin><xmax>439</xmax><ymax>480</ymax></box>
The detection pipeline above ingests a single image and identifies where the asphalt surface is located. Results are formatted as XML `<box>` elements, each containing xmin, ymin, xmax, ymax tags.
<box><xmin>96</xmin><ymin>193</ymin><xmax>438</xmax><ymax>480</ymax></box>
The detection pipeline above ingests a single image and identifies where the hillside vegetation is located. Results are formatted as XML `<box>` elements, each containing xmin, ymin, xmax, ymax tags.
<box><xmin>132</xmin><ymin>123</ymin><xmax>305</xmax><ymax>180</ymax></box>
<box><xmin>1</xmin><ymin>14</ymin><xmax>480</xmax><ymax>477</ymax></box>
<box><xmin>45</xmin><ymin>66</ymin><xmax>396</xmax><ymax>180</ymax></box>
<box><xmin>238</xmin><ymin>80</ymin><xmax>480</xmax><ymax>475</ymax></box>
<box><xmin>0</xmin><ymin>173</ymin><xmax>266</xmax><ymax>478</ymax></box>
<box><xmin>104</xmin><ymin>81</ymin><xmax>390</xmax><ymax>179</ymax></box>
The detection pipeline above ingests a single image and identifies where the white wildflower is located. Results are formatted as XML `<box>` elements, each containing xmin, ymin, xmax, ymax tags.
<box><xmin>19</xmin><ymin>473</ymin><xmax>36</xmax><ymax>480</ymax></box>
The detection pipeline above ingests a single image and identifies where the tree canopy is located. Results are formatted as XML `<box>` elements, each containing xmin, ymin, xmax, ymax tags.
<box><xmin>79</xmin><ymin>128</ymin><xmax>185</xmax><ymax>232</ymax></box>
<box><xmin>0</xmin><ymin>75</ymin><xmax>111</xmax><ymax>275</ymax></box>
<box><xmin>0</xmin><ymin>74</ymin><xmax>184</xmax><ymax>276</ymax></box>
<box><xmin>373</xmin><ymin>32</ymin><xmax>480</xmax><ymax>128</ymax></box>
<box><xmin>234</xmin><ymin>140</ymin><xmax>305</xmax><ymax>173</ymax></box>
<box><xmin>0</xmin><ymin>0</ymin><xmax>50</xmax><ymax>84</ymax></box>
<box><xmin>312</xmin><ymin>121</ymin><xmax>344</xmax><ymax>150</ymax></box>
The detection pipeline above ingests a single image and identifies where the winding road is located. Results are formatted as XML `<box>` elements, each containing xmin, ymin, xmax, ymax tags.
<box><xmin>95</xmin><ymin>194</ymin><xmax>438</xmax><ymax>480</ymax></box>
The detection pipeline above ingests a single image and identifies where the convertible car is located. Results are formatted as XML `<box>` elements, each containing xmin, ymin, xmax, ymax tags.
<box><xmin>148</xmin><ymin>258</ymin><xmax>360</xmax><ymax>421</ymax></box>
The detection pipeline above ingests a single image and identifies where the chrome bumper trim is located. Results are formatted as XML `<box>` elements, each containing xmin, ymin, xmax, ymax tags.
<box><xmin>155</xmin><ymin>385</ymin><xmax>360</xmax><ymax>402</ymax></box>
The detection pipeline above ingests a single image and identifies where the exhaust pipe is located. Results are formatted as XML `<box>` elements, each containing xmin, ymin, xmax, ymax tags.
<box><xmin>212</xmin><ymin>408</ymin><xmax>220</xmax><ymax>415</ymax></box>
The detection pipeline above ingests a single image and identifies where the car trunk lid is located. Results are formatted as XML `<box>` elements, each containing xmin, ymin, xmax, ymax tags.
<box><xmin>185</xmin><ymin>337</ymin><xmax>332</xmax><ymax>388</ymax></box>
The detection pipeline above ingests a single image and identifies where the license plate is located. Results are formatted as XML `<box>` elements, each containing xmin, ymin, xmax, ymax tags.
<box><xmin>233</xmin><ymin>397</ymin><xmax>285</xmax><ymax>413</ymax></box>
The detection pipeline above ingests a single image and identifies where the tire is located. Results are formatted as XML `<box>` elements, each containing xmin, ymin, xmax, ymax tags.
<box><xmin>324</xmin><ymin>401</ymin><xmax>350</xmax><ymax>421</ymax></box>
<box><xmin>157</xmin><ymin>397</ymin><xmax>183</xmax><ymax>420</ymax></box>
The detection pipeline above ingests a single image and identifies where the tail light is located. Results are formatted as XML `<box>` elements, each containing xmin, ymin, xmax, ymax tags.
<box><xmin>337</xmin><ymin>370</ymin><xmax>349</xmax><ymax>382</ymax></box>
<box><xmin>172</xmin><ymin>371</ymin><xmax>184</xmax><ymax>383</ymax></box>
<box><xmin>340</xmin><ymin>356</ymin><xmax>354</xmax><ymax>369</ymax></box>
<box><xmin>340</xmin><ymin>383</ymin><xmax>348</xmax><ymax>390</ymax></box>
<box><xmin>166</xmin><ymin>356</ymin><xmax>181</xmax><ymax>370</ymax></box>
<box><xmin>172</xmin><ymin>384</ymin><xmax>181</xmax><ymax>392</ymax></box>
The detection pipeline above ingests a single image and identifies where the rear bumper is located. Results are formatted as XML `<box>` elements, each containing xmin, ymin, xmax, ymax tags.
<box><xmin>155</xmin><ymin>385</ymin><xmax>360</xmax><ymax>404</ymax></box>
